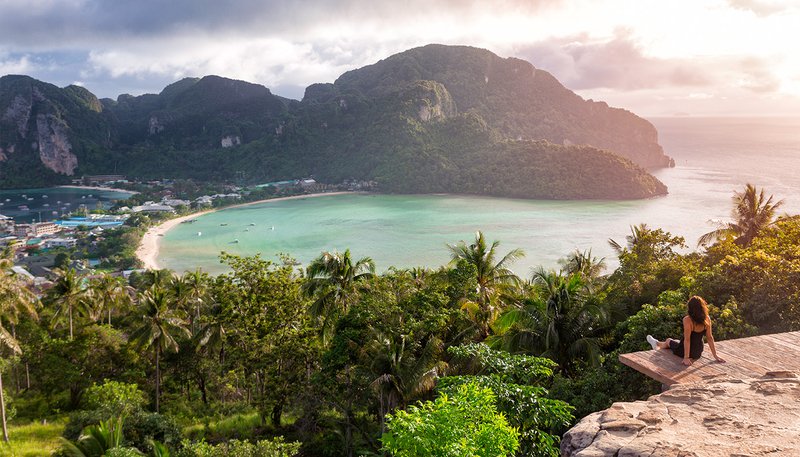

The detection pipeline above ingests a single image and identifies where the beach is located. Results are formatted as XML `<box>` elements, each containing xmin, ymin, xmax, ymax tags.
<box><xmin>135</xmin><ymin>191</ymin><xmax>354</xmax><ymax>270</ymax></box>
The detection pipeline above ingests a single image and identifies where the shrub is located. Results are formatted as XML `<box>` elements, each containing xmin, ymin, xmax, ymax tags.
<box><xmin>176</xmin><ymin>437</ymin><xmax>301</xmax><ymax>457</ymax></box>
<box><xmin>84</xmin><ymin>380</ymin><xmax>147</xmax><ymax>416</ymax></box>
<box><xmin>381</xmin><ymin>382</ymin><xmax>519</xmax><ymax>457</ymax></box>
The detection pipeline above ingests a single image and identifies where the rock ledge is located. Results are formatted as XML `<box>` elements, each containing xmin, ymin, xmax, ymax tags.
<box><xmin>561</xmin><ymin>375</ymin><xmax>800</xmax><ymax>456</ymax></box>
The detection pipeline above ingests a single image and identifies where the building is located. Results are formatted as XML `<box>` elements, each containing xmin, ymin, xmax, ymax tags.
<box><xmin>83</xmin><ymin>174</ymin><xmax>127</xmax><ymax>185</ymax></box>
<box><xmin>45</xmin><ymin>237</ymin><xmax>78</xmax><ymax>249</ymax></box>
<box><xmin>0</xmin><ymin>214</ymin><xmax>13</xmax><ymax>231</ymax></box>
<box><xmin>161</xmin><ymin>198</ymin><xmax>191</xmax><ymax>207</ymax></box>
<box><xmin>14</xmin><ymin>222</ymin><xmax>60</xmax><ymax>237</ymax></box>
<box><xmin>195</xmin><ymin>196</ymin><xmax>214</xmax><ymax>206</ymax></box>
<box><xmin>131</xmin><ymin>202</ymin><xmax>176</xmax><ymax>213</ymax></box>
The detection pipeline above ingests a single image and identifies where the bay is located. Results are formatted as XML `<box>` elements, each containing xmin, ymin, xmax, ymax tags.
<box><xmin>0</xmin><ymin>187</ymin><xmax>133</xmax><ymax>223</ymax></box>
<box><xmin>158</xmin><ymin>117</ymin><xmax>800</xmax><ymax>276</ymax></box>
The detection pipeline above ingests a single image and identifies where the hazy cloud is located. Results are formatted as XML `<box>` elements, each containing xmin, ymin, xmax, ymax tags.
<box><xmin>737</xmin><ymin>57</ymin><xmax>782</xmax><ymax>92</ymax></box>
<box><xmin>727</xmin><ymin>0</ymin><xmax>788</xmax><ymax>17</ymax></box>
<box><xmin>0</xmin><ymin>0</ymin><xmax>561</xmax><ymax>48</ymax></box>
<box><xmin>515</xmin><ymin>32</ymin><xmax>712</xmax><ymax>91</ymax></box>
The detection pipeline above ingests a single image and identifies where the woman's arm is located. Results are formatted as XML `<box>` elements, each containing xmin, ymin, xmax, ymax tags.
<box><xmin>706</xmin><ymin>323</ymin><xmax>726</xmax><ymax>363</ymax></box>
<box><xmin>682</xmin><ymin>316</ymin><xmax>693</xmax><ymax>366</ymax></box>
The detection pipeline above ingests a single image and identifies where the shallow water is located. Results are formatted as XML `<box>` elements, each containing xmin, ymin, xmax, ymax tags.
<box><xmin>159</xmin><ymin>117</ymin><xmax>800</xmax><ymax>276</ymax></box>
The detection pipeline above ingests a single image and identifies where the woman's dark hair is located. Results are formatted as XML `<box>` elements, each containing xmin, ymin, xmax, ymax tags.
<box><xmin>687</xmin><ymin>295</ymin><xmax>710</xmax><ymax>326</ymax></box>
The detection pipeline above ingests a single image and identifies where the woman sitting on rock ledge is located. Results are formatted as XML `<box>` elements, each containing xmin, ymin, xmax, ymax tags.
<box><xmin>646</xmin><ymin>296</ymin><xmax>726</xmax><ymax>366</ymax></box>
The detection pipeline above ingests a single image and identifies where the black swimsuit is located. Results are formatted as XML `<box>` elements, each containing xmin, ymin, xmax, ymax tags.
<box><xmin>669</xmin><ymin>328</ymin><xmax>705</xmax><ymax>359</ymax></box>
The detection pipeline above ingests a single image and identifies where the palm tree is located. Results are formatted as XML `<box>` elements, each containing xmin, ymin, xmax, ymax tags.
<box><xmin>195</xmin><ymin>301</ymin><xmax>226</xmax><ymax>364</ymax></box>
<box><xmin>130</xmin><ymin>285</ymin><xmax>190</xmax><ymax>413</ymax></box>
<box><xmin>46</xmin><ymin>268</ymin><xmax>88</xmax><ymax>340</ymax></box>
<box><xmin>559</xmin><ymin>248</ymin><xmax>606</xmax><ymax>292</ymax></box>
<box><xmin>0</xmin><ymin>248</ymin><xmax>38</xmax><ymax>442</ymax></box>
<box><xmin>89</xmin><ymin>274</ymin><xmax>130</xmax><ymax>326</ymax></box>
<box><xmin>303</xmin><ymin>250</ymin><xmax>375</xmax><ymax>338</ymax></box>
<box><xmin>608</xmin><ymin>223</ymin><xmax>650</xmax><ymax>254</ymax></box>
<box><xmin>170</xmin><ymin>270</ymin><xmax>208</xmax><ymax>334</ymax></box>
<box><xmin>492</xmin><ymin>269</ymin><xmax>608</xmax><ymax>371</ymax></box>
<box><xmin>364</xmin><ymin>327</ymin><xmax>446</xmax><ymax>433</ymax></box>
<box><xmin>699</xmin><ymin>183</ymin><xmax>784</xmax><ymax>247</ymax></box>
<box><xmin>448</xmin><ymin>231</ymin><xmax>524</xmax><ymax>336</ymax></box>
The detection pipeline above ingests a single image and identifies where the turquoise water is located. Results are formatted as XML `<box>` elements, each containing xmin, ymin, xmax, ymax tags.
<box><xmin>0</xmin><ymin>187</ymin><xmax>133</xmax><ymax>222</ymax></box>
<box><xmin>159</xmin><ymin>117</ymin><xmax>800</xmax><ymax>276</ymax></box>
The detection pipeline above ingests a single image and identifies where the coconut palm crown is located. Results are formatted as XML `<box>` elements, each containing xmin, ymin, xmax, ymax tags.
<box><xmin>699</xmin><ymin>183</ymin><xmax>783</xmax><ymax>247</ymax></box>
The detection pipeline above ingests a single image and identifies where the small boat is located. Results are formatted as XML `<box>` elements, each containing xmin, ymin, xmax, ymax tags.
<box><xmin>21</xmin><ymin>194</ymin><xmax>26</xmax><ymax>198</ymax></box>
<box><xmin>57</xmin><ymin>200</ymin><xmax>61</xmax><ymax>204</ymax></box>
<box><xmin>43</xmin><ymin>203</ymin><xmax>50</xmax><ymax>207</ymax></box>
<box><xmin>42</xmin><ymin>195</ymin><xmax>48</xmax><ymax>198</ymax></box>
<box><xmin>249</xmin><ymin>223</ymin><xmax>256</xmax><ymax>226</ymax></box>
<box><xmin>232</xmin><ymin>239</ymin><xmax>239</xmax><ymax>243</ymax></box>
<box><xmin>220</xmin><ymin>223</ymin><xmax>228</xmax><ymax>226</ymax></box>
<box><xmin>270</xmin><ymin>226</ymin><xmax>275</xmax><ymax>230</ymax></box>
<box><xmin>181</xmin><ymin>219</ymin><xmax>197</xmax><ymax>224</ymax></box>
<box><xmin>4</xmin><ymin>198</ymin><xmax>10</xmax><ymax>202</ymax></box>
<box><xmin>244</xmin><ymin>228</ymin><xmax>250</xmax><ymax>232</ymax></box>
<box><xmin>197</xmin><ymin>232</ymin><xmax>202</xmax><ymax>236</ymax></box>
<box><xmin>18</xmin><ymin>205</ymin><xmax>29</xmax><ymax>211</ymax></box>
<box><xmin>27</xmin><ymin>197</ymin><xmax>33</xmax><ymax>201</ymax></box>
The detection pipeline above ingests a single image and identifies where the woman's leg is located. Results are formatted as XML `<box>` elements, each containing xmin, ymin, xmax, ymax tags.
<box><xmin>648</xmin><ymin>335</ymin><xmax>677</xmax><ymax>350</ymax></box>
<box><xmin>657</xmin><ymin>338</ymin><xmax>675</xmax><ymax>350</ymax></box>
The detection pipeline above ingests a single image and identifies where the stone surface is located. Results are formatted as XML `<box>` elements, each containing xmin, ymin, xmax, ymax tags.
<box><xmin>36</xmin><ymin>114</ymin><xmax>77</xmax><ymax>175</ymax></box>
<box><xmin>561</xmin><ymin>376</ymin><xmax>800</xmax><ymax>457</ymax></box>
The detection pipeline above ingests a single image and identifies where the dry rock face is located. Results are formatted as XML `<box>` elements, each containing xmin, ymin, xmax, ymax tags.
<box><xmin>561</xmin><ymin>376</ymin><xmax>800</xmax><ymax>456</ymax></box>
<box><xmin>36</xmin><ymin>113</ymin><xmax>77</xmax><ymax>175</ymax></box>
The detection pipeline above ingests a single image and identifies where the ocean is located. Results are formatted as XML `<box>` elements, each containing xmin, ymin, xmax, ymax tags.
<box><xmin>154</xmin><ymin>117</ymin><xmax>800</xmax><ymax>275</ymax></box>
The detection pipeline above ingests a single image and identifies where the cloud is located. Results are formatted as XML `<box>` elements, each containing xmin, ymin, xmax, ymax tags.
<box><xmin>727</xmin><ymin>0</ymin><xmax>788</xmax><ymax>17</ymax></box>
<box><xmin>0</xmin><ymin>53</ymin><xmax>35</xmax><ymax>75</ymax></box>
<box><xmin>0</xmin><ymin>0</ymin><xmax>561</xmax><ymax>48</ymax></box>
<box><xmin>514</xmin><ymin>31</ymin><xmax>712</xmax><ymax>91</ymax></box>
<box><xmin>737</xmin><ymin>57</ymin><xmax>782</xmax><ymax>92</ymax></box>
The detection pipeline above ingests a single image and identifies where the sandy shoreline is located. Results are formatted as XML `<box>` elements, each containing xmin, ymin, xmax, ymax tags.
<box><xmin>57</xmin><ymin>185</ymin><xmax>138</xmax><ymax>194</ymax></box>
<box><xmin>135</xmin><ymin>191</ymin><xmax>355</xmax><ymax>270</ymax></box>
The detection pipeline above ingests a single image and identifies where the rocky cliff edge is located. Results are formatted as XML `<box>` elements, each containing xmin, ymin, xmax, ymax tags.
<box><xmin>561</xmin><ymin>374</ymin><xmax>800</xmax><ymax>456</ymax></box>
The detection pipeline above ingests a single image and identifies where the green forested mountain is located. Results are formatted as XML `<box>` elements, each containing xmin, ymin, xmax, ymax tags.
<box><xmin>0</xmin><ymin>44</ymin><xmax>669</xmax><ymax>199</ymax></box>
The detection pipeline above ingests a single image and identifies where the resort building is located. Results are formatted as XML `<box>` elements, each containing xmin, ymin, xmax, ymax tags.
<box><xmin>83</xmin><ymin>174</ymin><xmax>127</xmax><ymax>185</ymax></box>
<box><xmin>195</xmin><ymin>196</ymin><xmax>214</xmax><ymax>206</ymax></box>
<box><xmin>14</xmin><ymin>222</ymin><xmax>61</xmax><ymax>237</ymax></box>
<box><xmin>131</xmin><ymin>202</ymin><xmax>176</xmax><ymax>213</ymax></box>
<box><xmin>44</xmin><ymin>238</ymin><xmax>78</xmax><ymax>249</ymax></box>
<box><xmin>162</xmin><ymin>198</ymin><xmax>191</xmax><ymax>207</ymax></box>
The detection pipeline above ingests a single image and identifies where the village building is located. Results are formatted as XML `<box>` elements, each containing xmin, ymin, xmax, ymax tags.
<box><xmin>44</xmin><ymin>237</ymin><xmax>78</xmax><ymax>249</ymax></box>
<box><xmin>131</xmin><ymin>202</ymin><xmax>176</xmax><ymax>213</ymax></box>
<box><xmin>14</xmin><ymin>221</ymin><xmax>61</xmax><ymax>237</ymax></box>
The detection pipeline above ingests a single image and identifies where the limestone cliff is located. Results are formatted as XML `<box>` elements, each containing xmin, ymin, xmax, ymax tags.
<box><xmin>561</xmin><ymin>375</ymin><xmax>800</xmax><ymax>456</ymax></box>
<box><xmin>0</xmin><ymin>75</ymin><xmax>112</xmax><ymax>186</ymax></box>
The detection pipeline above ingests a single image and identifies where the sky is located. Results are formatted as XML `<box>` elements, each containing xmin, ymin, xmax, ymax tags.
<box><xmin>1</xmin><ymin>0</ymin><xmax>798</xmax><ymax>117</ymax></box>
